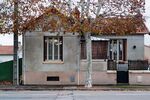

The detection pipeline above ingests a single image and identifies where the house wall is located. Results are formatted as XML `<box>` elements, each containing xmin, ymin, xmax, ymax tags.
<box><xmin>144</xmin><ymin>46</ymin><xmax>150</xmax><ymax>63</ymax></box>
<box><xmin>0</xmin><ymin>55</ymin><xmax>13</xmax><ymax>63</ymax></box>
<box><xmin>24</xmin><ymin>32</ymin><xmax>78</xmax><ymax>84</ymax></box>
<box><xmin>129</xmin><ymin>71</ymin><xmax>150</xmax><ymax>85</ymax></box>
<box><xmin>100</xmin><ymin>35</ymin><xmax>144</xmax><ymax>60</ymax></box>
<box><xmin>23</xmin><ymin>32</ymin><xmax>114</xmax><ymax>85</ymax></box>
<box><xmin>23</xmin><ymin>32</ymin><xmax>145</xmax><ymax>85</ymax></box>
<box><xmin>127</xmin><ymin>35</ymin><xmax>144</xmax><ymax>60</ymax></box>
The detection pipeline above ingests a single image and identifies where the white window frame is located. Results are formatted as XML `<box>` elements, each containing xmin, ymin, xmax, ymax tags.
<box><xmin>108</xmin><ymin>39</ymin><xmax>124</xmax><ymax>61</ymax></box>
<box><xmin>44</xmin><ymin>36</ymin><xmax>63</xmax><ymax>61</ymax></box>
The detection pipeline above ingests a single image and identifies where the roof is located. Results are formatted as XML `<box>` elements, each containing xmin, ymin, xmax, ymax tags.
<box><xmin>145</xmin><ymin>45</ymin><xmax>150</xmax><ymax>48</ymax></box>
<box><xmin>24</xmin><ymin>7</ymin><xmax>149</xmax><ymax>35</ymax></box>
<box><xmin>0</xmin><ymin>46</ymin><xmax>13</xmax><ymax>55</ymax></box>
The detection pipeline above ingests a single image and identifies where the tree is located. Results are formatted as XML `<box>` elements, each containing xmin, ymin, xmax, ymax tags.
<box><xmin>0</xmin><ymin>0</ymin><xmax>145</xmax><ymax>86</ymax></box>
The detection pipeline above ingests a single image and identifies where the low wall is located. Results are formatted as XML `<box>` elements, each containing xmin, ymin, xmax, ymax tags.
<box><xmin>129</xmin><ymin>70</ymin><xmax>150</xmax><ymax>85</ymax></box>
<box><xmin>23</xmin><ymin>71</ymin><xmax>116</xmax><ymax>85</ymax></box>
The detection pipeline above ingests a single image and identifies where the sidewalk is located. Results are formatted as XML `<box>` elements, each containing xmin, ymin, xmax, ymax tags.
<box><xmin>1</xmin><ymin>85</ymin><xmax>150</xmax><ymax>91</ymax></box>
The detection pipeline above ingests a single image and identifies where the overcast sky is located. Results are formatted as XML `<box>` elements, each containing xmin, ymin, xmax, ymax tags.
<box><xmin>0</xmin><ymin>0</ymin><xmax>150</xmax><ymax>46</ymax></box>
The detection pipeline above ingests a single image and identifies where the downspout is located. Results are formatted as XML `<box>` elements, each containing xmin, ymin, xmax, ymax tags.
<box><xmin>22</xmin><ymin>33</ymin><xmax>26</xmax><ymax>85</ymax></box>
<box><xmin>77</xmin><ymin>36</ymin><xmax>81</xmax><ymax>85</ymax></box>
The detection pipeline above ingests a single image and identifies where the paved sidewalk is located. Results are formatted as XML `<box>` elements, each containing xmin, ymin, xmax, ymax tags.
<box><xmin>1</xmin><ymin>85</ymin><xmax>150</xmax><ymax>91</ymax></box>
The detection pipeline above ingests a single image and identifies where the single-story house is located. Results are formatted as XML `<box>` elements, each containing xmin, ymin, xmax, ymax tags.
<box><xmin>22</xmin><ymin>7</ymin><xmax>150</xmax><ymax>85</ymax></box>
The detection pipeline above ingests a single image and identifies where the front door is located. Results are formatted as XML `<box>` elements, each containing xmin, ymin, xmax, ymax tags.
<box><xmin>117</xmin><ymin>71</ymin><xmax>129</xmax><ymax>84</ymax></box>
<box><xmin>117</xmin><ymin>63</ymin><xmax>129</xmax><ymax>84</ymax></box>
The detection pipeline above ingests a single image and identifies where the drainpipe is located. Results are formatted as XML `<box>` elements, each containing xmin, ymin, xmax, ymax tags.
<box><xmin>22</xmin><ymin>34</ymin><xmax>26</xmax><ymax>85</ymax></box>
<box><xmin>77</xmin><ymin>36</ymin><xmax>81</xmax><ymax>85</ymax></box>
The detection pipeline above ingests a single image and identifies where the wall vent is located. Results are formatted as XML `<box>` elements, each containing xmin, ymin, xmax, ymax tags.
<box><xmin>47</xmin><ymin>76</ymin><xmax>59</xmax><ymax>81</ymax></box>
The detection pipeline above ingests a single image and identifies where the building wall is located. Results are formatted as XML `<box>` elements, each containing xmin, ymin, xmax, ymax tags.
<box><xmin>144</xmin><ymin>46</ymin><xmax>150</xmax><ymax>63</ymax></box>
<box><xmin>24</xmin><ymin>32</ymin><xmax>79</xmax><ymax>84</ymax></box>
<box><xmin>127</xmin><ymin>36</ymin><xmax>144</xmax><ymax>60</ymax></box>
<box><xmin>100</xmin><ymin>35</ymin><xmax>144</xmax><ymax>60</ymax></box>
<box><xmin>0</xmin><ymin>55</ymin><xmax>13</xmax><ymax>63</ymax></box>
<box><xmin>129</xmin><ymin>71</ymin><xmax>150</xmax><ymax>85</ymax></box>
<box><xmin>23</xmin><ymin>32</ymin><xmax>145</xmax><ymax>85</ymax></box>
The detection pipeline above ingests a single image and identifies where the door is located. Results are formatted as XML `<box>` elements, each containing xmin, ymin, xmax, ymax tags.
<box><xmin>117</xmin><ymin>71</ymin><xmax>129</xmax><ymax>83</ymax></box>
<box><xmin>117</xmin><ymin>63</ymin><xmax>129</xmax><ymax>84</ymax></box>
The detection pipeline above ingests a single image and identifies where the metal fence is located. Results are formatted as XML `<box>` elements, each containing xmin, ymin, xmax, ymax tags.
<box><xmin>108</xmin><ymin>60</ymin><xmax>149</xmax><ymax>70</ymax></box>
<box><xmin>0</xmin><ymin>59</ymin><xmax>22</xmax><ymax>83</ymax></box>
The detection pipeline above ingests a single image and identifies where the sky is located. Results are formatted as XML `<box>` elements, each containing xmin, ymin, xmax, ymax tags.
<box><xmin>0</xmin><ymin>0</ymin><xmax>150</xmax><ymax>46</ymax></box>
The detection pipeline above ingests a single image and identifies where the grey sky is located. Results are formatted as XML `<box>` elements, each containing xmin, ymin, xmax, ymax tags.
<box><xmin>0</xmin><ymin>0</ymin><xmax>150</xmax><ymax>45</ymax></box>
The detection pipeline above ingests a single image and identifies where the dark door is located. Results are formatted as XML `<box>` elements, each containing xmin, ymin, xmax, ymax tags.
<box><xmin>117</xmin><ymin>63</ymin><xmax>129</xmax><ymax>84</ymax></box>
<box><xmin>117</xmin><ymin>71</ymin><xmax>129</xmax><ymax>83</ymax></box>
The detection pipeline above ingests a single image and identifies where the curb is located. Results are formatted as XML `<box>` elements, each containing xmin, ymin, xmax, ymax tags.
<box><xmin>0</xmin><ymin>85</ymin><xmax>150</xmax><ymax>91</ymax></box>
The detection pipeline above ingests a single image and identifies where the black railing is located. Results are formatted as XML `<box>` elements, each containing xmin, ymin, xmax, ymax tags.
<box><xmin>107</xmin><ymin>60</ymin><xmax>149</xmax><ymax>70</ymax></box>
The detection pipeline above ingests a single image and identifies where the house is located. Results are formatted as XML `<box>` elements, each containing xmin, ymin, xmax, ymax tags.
<box><xmin>0</xmin><ymin>46</ymin><xmax>13</xmax><ymax>63</ymax></box>
<box><xmin>22</xmin><ymin>7</ymin><xmax>150</xmax><ymax>85</ymax></box>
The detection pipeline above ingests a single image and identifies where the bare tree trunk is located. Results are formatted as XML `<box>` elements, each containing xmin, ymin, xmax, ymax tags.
<box><xmin>85</xmin><ymin>33</ymin><xmax>92</xmax><ymax>88</ymax></box>
<box><xmin>13</xmin><ymin>0</ymin><xmax>19</xmax><ymax>85</ymax></box>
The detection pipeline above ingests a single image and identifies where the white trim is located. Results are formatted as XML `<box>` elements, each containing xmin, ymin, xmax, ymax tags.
<box><xmin>107</xmin><ymin>70</ymin><xmax>117</xmax><ymax>73</ymax></box>
<box><xmin>52</xmin><ymin>38</ymin><xmax>54</xmax><ymax>60</ymax></box>
<box><xmin>58</xmin><ymin>37</ymin><xmax>60</xmax><ymax>60</ymax></box>
<box><xmin>46</xmin><ymin>38</ymin><xmax>49</xmax><ymax>60</ymax></box>
<box><xmin>45</xmin><ymin>36</ymin><xmax>63</xmax><ymax>61</ymax></box>
<box><xmin>81</xmin><ymin>59</ymin><xmax>107</xmax><ymax>62</ymax></box>
<box><xmin>43</xmin><ymin>60</ymin><xmax>64</xmax><ymax>64</ymax></box>
<box><xmin>129</xmin><ymin>70</ymin><xmax>150</xmax><ymax>73</ymax></box>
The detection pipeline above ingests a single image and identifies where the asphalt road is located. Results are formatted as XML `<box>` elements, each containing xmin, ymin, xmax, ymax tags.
<box><xmin>0</xmin><ymin>91</ymin><xmax>150</xmax><ymax>100</ymax></box>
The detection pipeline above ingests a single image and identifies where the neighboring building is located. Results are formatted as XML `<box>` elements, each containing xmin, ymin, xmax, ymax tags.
<box><xmin>23</xmin><ymin>8</ymin><xmax>150</xmax><ymax>85</ymax></box>
<box><xmin>0</xmin><ymin>44</ymin><xmax>22</xmax><ymax>63</ymax></box>
<box><xmin>145</xmin><ymin>45</ymin><xmax>150</xmax><ymax>64</ymax></box>
<box><xmin>0</xmin><ymin>46</ymin><xmax>13</xmax><ymax>63</ymax></box>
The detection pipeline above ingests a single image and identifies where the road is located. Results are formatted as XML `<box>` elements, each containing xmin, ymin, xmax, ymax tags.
<box><xmin>0</xmin><ymin>90</ymin><xmax>150</xmax><ymax>100</ymax></box>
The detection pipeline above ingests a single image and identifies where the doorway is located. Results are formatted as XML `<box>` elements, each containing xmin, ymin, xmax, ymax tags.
<box><xmin>117</xmin><ymin>63</ymin><xmax>129</xmax><ymax>84</ymax></box>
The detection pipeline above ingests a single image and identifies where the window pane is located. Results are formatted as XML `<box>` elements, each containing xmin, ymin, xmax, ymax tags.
<box><xmin>81</xmin><ymin>42</ymin><xmax>86</xmax><ymax>59</ymax></box>
<box><xmin>44</xmin><ymin>36</ymin><xmax>63</xmax><ymax>61</ymax></box>
<box><xmin>44</xmin><ymin>37</ymin><xmax>47</xmax><ymax>61</ymax></box>
<box><xmin>54</xmin><ymin>39</ymin><xmax>58</xmax><ymax>60</ymax></box>
<box><xmin>59</xmin><ymin>38</ymin><xmax>63</xmax><ymax>60</ymax></box>
<box><xmin>119</xmin><ymin>40</ymin><xmax>123</xmax><ymax>60</ymax></box>
<box><xmin>49</xmin><ymin>39</ymin><xmax>53</xmax><ymax>60</ymax></box>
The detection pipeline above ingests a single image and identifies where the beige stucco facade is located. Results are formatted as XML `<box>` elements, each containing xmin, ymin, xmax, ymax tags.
<box><xmin>23</xmin><ymin>31</ymin><xmax>150</xmax><ymax>85</ymax></box>
<box><xmin>144</xmin><ymin>45</ymin><xmax>150</xmax><ymax>64</ymax></box>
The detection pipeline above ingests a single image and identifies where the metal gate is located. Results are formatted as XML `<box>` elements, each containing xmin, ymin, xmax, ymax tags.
<box><xmin>117</xmin><ymin>63</ymin><xmax>129</xmax><ymax>84</ymax></box>
<box><xmin>0</xmin><ymin>59</ymin><xmax>22</xmax><ymax>83</ymax></box>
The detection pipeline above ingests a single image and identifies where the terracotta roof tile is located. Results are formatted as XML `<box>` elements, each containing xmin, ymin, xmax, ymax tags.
<box><xmin>0</xmin><ymin>46</ymin><xmax>13</xmax><ymax>55</ymax></box>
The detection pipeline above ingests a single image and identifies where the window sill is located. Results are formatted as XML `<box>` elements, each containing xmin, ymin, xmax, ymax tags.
<box><xmin>81</xmin><ymin>59</ymin><xmax>107</xmax><ymax>62</ymax></box>
<box><xmin>129</xmin><ymin>70</ymin><xmax>150</xmax><ymax>73</ymax></box>
<box><xmin>43</xmin><ymin>60</ymin><xmax>64</xmax><ymax>64</ymax></box>
<box><xmin>107</xmin><ymin>70</ymin><xmax>116</xmax><ymax>74</ymax></box>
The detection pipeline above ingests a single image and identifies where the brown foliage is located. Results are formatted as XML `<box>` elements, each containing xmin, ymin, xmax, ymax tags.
<box><xmin>0</xmin><ymin>0</ymin><xmax>147</xmax><ymax>35</ymax></box>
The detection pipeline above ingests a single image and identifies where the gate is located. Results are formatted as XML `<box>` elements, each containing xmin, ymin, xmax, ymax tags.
<box><xmin>0</xmin><ymin>59</ymin><xmax>22</xmax><ymax>83</ymax></box>
<box><xmin>117</xmin><ymin>63</ymin><xmax>129</xmax><ymax>84</ymax></box>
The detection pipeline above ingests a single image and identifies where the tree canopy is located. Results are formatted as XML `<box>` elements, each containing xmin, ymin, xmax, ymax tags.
<box><xmin>0</xmin><ymin>0</ymin><xmax>146</xmax><ymax>35</ymax></box>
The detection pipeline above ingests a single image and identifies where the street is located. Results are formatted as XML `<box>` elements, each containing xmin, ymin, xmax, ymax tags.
<box><xmin>0</xmin><ymin>91</ymin><xmax>150</xmax><ymax>100</ymax></box>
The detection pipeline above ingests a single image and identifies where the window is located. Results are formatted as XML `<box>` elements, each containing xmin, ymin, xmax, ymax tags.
<box><xmin>81</xmin><ymin>41</ymin><xmax>108</xmax><ymax>59</ymax></box>
<box><xmin>44</xmin><ymin>36</ymin><xmax>63</xmax><ymax>61</ymax></box>
<box><xmin>108</xmin><ymin>39</ymin><xmax>126</xmax><ymax>61</ymax></box>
